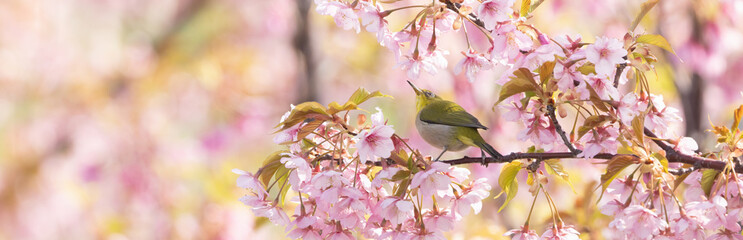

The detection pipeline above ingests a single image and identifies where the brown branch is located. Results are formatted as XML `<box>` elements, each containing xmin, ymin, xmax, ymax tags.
<box><xmin>643</xmin><ymin>128</ymin><xmax>743</xmax><ymax>172</ymax></box>
<box><xmin>443</xmin><ymin>1</ymin><xmax>486</xmax><ymax>29</ymax></box>
<box><xmin>363</xmin><ymin>152</ymin><xmax>621</xmax><ymax>167</ymax></box>
<box><xmin>546</xmin><ymin>105</ymin><xmax>581</xmax><ymax>154</ymax></box>
<box><xmin>612</xmin><ymin>63</ymin><xmax>627</xmax><ymax>88</ymax></box>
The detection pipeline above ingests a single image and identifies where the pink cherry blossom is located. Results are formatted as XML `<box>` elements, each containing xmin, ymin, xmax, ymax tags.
<box><xmin>667</xmin><ymin>212</ymin><xmax>706</xmax><ymax>240</ymax></box>
<box><xmin>455</xmin><ymin>49</ymin><xmax>493</xmax><ymax>82</ymax></box>
<box><xmin>585</xmin><ymin>36</ymin><xmax>626</xmax><ymax>78</ymax></box>
<box><xmin>490</xmin><ymin>24</ymin><xmax>534</xmax><ymax>63</ymax></box>
<box><xmin>233</xmin><ymin>169</ymin><xmax>268</xmax><ymax>198</ymax></box>
<box><xmin>316</xmin><ymin>1</ymin><xmax>361</xmax><ymax>33</ymax></box>
<box><xmin>354</xmin><ymin>109</ymin><xmax>395</xmax><ymax>161</ymax></box>
<box><xmin>324</xmin><ymin>228</ymin><xmax>355</xmax><ymax>240</ymax></box>
<box><xmin>685</xmin><ymin>196</ymin><xmax>737</xmax><ymax>231</ymax></box>
<box><xmin>423</xmin><ymin>210</ymin><xmax>454</xmax><ymax>232</ymax></box>
<box><xmin>410</xmin><ymin>162</ymin><xmax>454</xmax><ymax>199</ymax></box>
<box><xmin>287</xmin><ymin>215</ymin><xmax>323</xmax><ymax>240</ymax></box>
<box><xmin>644</xmin><ymin>94</ymin><xmax>683</xmax><ymax>138</ymax></box>
<box><xmin>374</xmin><ymin>197</ymin><xmax>415</xmax><ymax>225</ymax></box>
<box><xmin>502</xmin><ymin>94</ymin><xmax>531</xmax><ymax>122</ymax></box>
<box><xmin>609</xmin><ymin>205</ymin><xmax>668</xmax><ymax>239</ymax></box>
<box><xmin>675</xmin><ymin>137</ymin><xmax>699</xmax><ymax>155</ymax></box>
<box><xmin>451</xmin><ymin>178</ymin><xmax>491</xmax><ymax>220</ymax></box>
<box><xmin>477</xmin><ymin>0</ymin><xmax>516</xmax><ymax>30</ymax></box>
<box><xmin>408</xmin><ymin>229</ymin><xmax>447</xmax><ymax>240</ymax></box>
<box><xmin>554</xmin><ymin>62</ymin><xmax>585</xmax><ymax>92</ymax></box>
<box><xmin>615</xmin><ymin>92</ymin><xmax>647</xmax><ymax>125</ymax></box>
<box><xmin>399</xmin><ymin>50</ymin><xmax>449</xmax><ymax>79</ymax></box>
<box><xmin>358</xmin><ymin>1</ymin><xmax>388</xmax><ymax>42</ymax></box>
<box><xmin>584</xmin><ymin>74</ymin><xmax>619</xmax><ymax>100</ymax></box>
<box><xmin>280</xmin><ymin>153</ymin><xmax>313</xmax><ymax>190</ymax></box>
<box><xmin>577</xmin><ymin>125</ymin><xmax>619</xmax><ymax>158</ymax></box>
<box><xmin>517</xmin><ymin>113</ymin><xmax>558</xmax><ymax>151</ymax></box>
<box><xmin>504</xmin><ymin>225</ymin><xmax>539</xmax><ymax>240</ymax></box>
<box><xmin>708</xmin><ymin>229</ymin><xmax>743</xmax><ymax>240</ymax></box>
<box><xmin>540</xmin><ymin>225</ymin><xmax>580</xmax><ymax>240</ymax></box>
<box><xmin>253</xmin><ymin>203</ymin><xmax>291</xmax><ymax>226</ymax></box>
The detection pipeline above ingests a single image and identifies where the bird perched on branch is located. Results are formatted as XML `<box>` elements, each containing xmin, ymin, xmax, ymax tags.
<box><xmin>408</xmin><ymin>81</ymin><xmax>502</xmax><ymax>162</ymax></box>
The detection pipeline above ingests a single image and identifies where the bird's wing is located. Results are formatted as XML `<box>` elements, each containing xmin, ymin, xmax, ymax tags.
<box><xmin>419</xmin><ymin>100</ymin><xmax>488</xmax><ymax>129</ymax></box>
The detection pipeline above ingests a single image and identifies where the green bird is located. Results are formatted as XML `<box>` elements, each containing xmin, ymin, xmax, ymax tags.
<box><xmin>408</xmin><ymin>81</ymin><xmax>503</xmax><ymax>162</ymax></box>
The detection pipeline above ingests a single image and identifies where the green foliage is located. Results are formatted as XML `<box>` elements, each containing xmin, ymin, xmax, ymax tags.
<box><xmin>598</xmin><ymin>155</ymin><xmax>638</xmax><ymax>201</ymax></box>
<box><xmin>544</xmin><ymin>159</ymin><xmax>577</xmax><ymax>193</ymax></box>
<box><xmin>498</xmin><ymin>160</ymin><xmax>523</xmax><ymax>212</ymax></box>
<box><xmin>496</xmin><ymin>68</ymin><xmax>538</xmax><ymax>105</ymax></box>
<box><xmin>701</xmin><ymin>169</ymin><xmax>721</xmax><ymax>197</ymax></box>
<box><xmin>636</xmin><ymin>34</ymin><xmax>676</xmax><ymax>56</ymax></box>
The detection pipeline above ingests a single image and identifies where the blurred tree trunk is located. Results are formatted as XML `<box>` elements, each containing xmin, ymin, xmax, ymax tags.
<box><xmin>295</xmin><ymin>0</ymin><xmax>318</xmax><ymax>103</ymax></box>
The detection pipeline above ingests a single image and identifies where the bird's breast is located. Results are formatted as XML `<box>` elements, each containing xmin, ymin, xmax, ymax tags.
<box><xmin>415</xmin><ymin>112</ymin><xmax>468</xmax><ymax>151</ymax></box>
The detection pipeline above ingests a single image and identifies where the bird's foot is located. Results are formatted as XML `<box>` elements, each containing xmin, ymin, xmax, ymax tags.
<box><xmin>480</xmin><ymin>150</ymin><xmax>489</xmax><ymax>167</ymax></box>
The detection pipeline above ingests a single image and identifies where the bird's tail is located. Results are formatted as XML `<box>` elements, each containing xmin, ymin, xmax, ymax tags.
<box><xmin>476</xmin><ymin>141</ymin><xmax>503</xmax><ymax>158</ymax></box>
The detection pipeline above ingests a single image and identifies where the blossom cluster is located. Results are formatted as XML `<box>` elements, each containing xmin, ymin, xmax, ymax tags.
<box><xmin>314</xmin><ymin>0</ymin><xmax>684</xmax><ymax>158</ymax></box>
<box><xmin>236</xmin><ymin>106</ymin><xmax>492</xmax><ymax>239</ymax></box>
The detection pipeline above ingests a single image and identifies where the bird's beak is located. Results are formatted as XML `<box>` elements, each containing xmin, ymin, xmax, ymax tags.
<box><xmin>407</xmin><ymin>80</ymin><xmax>421</xmax><ymax>95</ymax></box>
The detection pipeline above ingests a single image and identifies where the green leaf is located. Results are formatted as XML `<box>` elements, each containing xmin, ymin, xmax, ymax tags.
<box><xmin>496</xmin><ymin>68</ymin><xmax>538</xmax><ymax>105</ymax></box>
<box><xmin>701</xmin><ymin>169</ymin><xmax>721</xmax><ymax>197</ymax></box>
<box><xmin>395</xmin><ymin>179</ymin><xmax>411</xmax><ymax>197</ymax></box>
<box><xmin>630</xmin><ymin>0</ymin><xmax>660</xmax><ymax>32</ymax></box>
<box><xmin>578</xmin><ymin>115</ymin><xmax>613</xmax><ymax>139</ymax></box>
<box><xmin>544</xmin><ymin>159</ymin><xmax>577</xmax><ymax>193</ymax></box>
<box><xmin>584</xmin><ymin>82</ymin><xmax>610</xmax><ymax>112</ymax></box>
<box><xmin>636</xmin><ymin>34</ymin><xmax>676</xmax><ymax>55</ymax></box>
<box><xmin>732</xmin><ymin>105</ymin><xmax>743</xmax><ymax>131</ymax></box>
<box><xmin>577</xmin><ymin>63</ymin><xmax>596</xmax><ymax>75</ymax></box>
<box><xmin>258</xmin><ymin>151</ymin><xmax>288</xmax><ymax>187</ymax></box>
<box><xmin>275</xmin><ymin>102</ymin><xmax>330</xmax><ymax>132</ymax></box>
<box><xmin>520</xmin><ymin>0</ymin><xmax>532</xmax><ymax>17</ymax></box>
<box><xmin>498</xmin><ymin>160</ymin><xmax>523</xmax><ymax>212</ymax></box>
<box><xmin>631</xmin><ymin>116</ymin><xmax>645</xmax><ymax>142</ymax></box>
<box><xmin>598</xmin><ymin>155</ymin><xmax>638</xmax><ymax>201</ymax></box>
<box><xmin>288</xmin><ymin>118</ymin><xmax>325</xmax><ymax>144</ymax></box>
<box><xmin>539</xmin><ymin>61</ymin><xmax>556</xmax><ymax>85</ymax></box>
<box><xmin>328</xmin><ymin>88</ymin><xmax>392</xmax><ymax>114</ymax></box>
<box><xmin>388</xmin><ymin>170</ymin><xmax>411</xmax><ymax>182</ymax></box>
<box><xmin>274</xmin><ymin>165</ymin><xmax>292</xmax><ymax>205</ymax></box>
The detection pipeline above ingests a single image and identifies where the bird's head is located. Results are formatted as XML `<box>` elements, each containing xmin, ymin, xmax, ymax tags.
<box><xmin>407</xmin><ymin>81</ymin><xmax>440</xmax><ymax>112</ymax></box>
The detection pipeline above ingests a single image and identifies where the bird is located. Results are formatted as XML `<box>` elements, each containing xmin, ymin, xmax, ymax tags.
<box><xmin>407</xmin><ymin>80</ymin><xmax>503</xmax><ymax>163</ymax></box>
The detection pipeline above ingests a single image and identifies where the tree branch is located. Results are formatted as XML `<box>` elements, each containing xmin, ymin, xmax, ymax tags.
<box><xmin>546</xmin><ymin>105</ymin><xmax>581</xmax><ymax>154</ymax></box>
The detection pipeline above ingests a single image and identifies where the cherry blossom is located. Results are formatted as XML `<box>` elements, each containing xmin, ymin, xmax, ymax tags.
<box><xmin>316</xmin><ymin>1</ymin><xmax>361</xmax><ymax>33</ymax></box>
<box><xmin>584</xmin><ymin>74</ymin><xmax>619</xmax><ymax>100</ymax></box>
<box><xmin>478</xmin><ymin>0</ymin><xmax>516</xmax><ymax>30</ymax></box>
<box><xmin>490</xmin><ymin>24</ymin><xmax>534</xmax><ymax>64</ymax></box>
<box><xmin>504</xmin><ymin>225</ymin><xmax>539</xmax><ymax>240</ymax></box>
<box><xmin>455</xmin><ymin>49</ymin><xmax>493</xmax><ymax>82</ymax></box>
<box><xmin>608</xmin><ymin>205</ymin><xmax>668</xmax><ymax>239</ymax></box>
<box><xmin>540</xmin><ymin>225</ymin><xmax>580</xmax><ymax>240</ymax></box>
<box><xmin>358</xmin><ymin>1</ymin><xmax>388</xmax><ymax>42</ymax></box>
<box><xmin>410</xmin><ymin>162</ymin><xmax>454</xmax><ymax>199</ymax></box>
<box><xmin>577</xmin><ymin>125</ymin><xmax>619</xmax><ymax>158</ymax></box>
<box><xmin>451</xmin><ymin>178</ymin><xmax>491</xmax><ymax>220</ymax></box>
<box><xmin>585</xmin><ymin>36</ymin><xmax>626</xmax><ymax>78</ymax></box>
<box><xmin>399</xmin><ymin>50</ymin><xmax>449</xmax><ymax>79</ymax></box>
<box><xmin>354</xmin><ymin>109</ymin><xmax>395</xmax><ymax>161</ymax></box>
<box><xmin>517</xmin><ymin>113</ymin><xmax>558</xmax><ymax>151</ymax></box>
<box><xmin>675</xmin><ymin>137</ymin><xmax>699</xmax><ymax>155</ymax></box>
<box><xmin>280</xmin><ymin>153</ymin><xmax>313</xmax><ymax>190</ymax></box>
<box><xmin>615</xmin><ymin>92</ymin><xmax>646</xmax><ymax>125</ymax></box>
<box><xmin>374</xmin><ymin>197</ymin><xmax>415</xmax><ymax>225</ymax></box>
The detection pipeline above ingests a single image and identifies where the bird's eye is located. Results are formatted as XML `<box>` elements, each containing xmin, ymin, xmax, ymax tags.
<box><xmin>425</xmin><ymin>91</ymin><xmax>434</xmax><ymax>97</ymax></box>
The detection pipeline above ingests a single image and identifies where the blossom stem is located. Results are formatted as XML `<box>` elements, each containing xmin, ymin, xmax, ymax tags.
<box><xmin>524</xmin><ymin>186</ymin><xmax>540</xmax><ymax>227</ymax></box>
<box><xmin>381</xmin><ymin>5</ymin><xmax>429</xmax><ymax>16</ymax></box>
